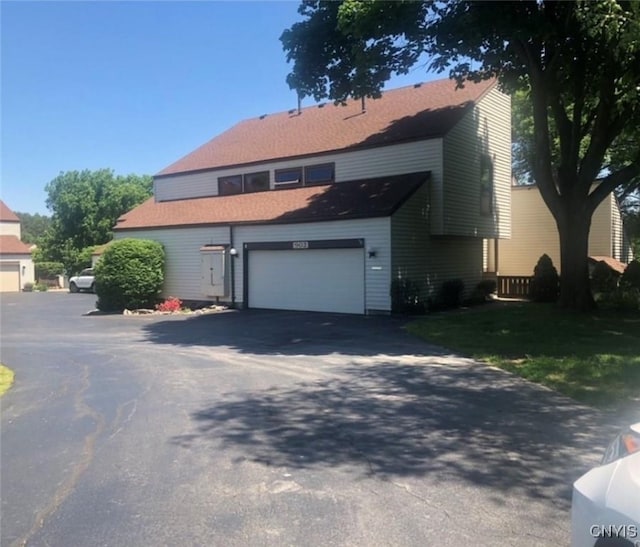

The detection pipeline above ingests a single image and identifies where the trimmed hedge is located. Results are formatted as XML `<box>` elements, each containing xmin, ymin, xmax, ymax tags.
<box><xmin>94</xmin><ymin>238</ymin><xmax>164</xmax><ymax>312</ymax></box>
<box><xmin>35</xmin><ymin>261</ymin><xmax>65</xmax><ymax>279</ymax></box>
<box><xmin>529</xmin><ymin>254</ymin><xmax>559</xmax><ymax>302</ymax></box>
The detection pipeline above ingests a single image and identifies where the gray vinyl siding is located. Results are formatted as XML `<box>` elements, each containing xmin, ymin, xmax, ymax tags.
<box><xmin>117</xmin><ymin>218</ymin><xmax>391</xmax><ymax>311</ymax></box>
<box><xmin>391</xmin><ymin>183</ymin><xmax>483</xmax><ymax>306</ymax></box>
<box><xmin>114</xmin><ymin>227</ymin><xmax>231</xmax><ymax>301</ymax></box>
<box><xmin>235</xmin><ymin>218</ymin><xmax>391</xmax><ymax>312</ymax></box>
<box><xmin>442</xmin><ymin>87</ymin><xmax>511</xmax><ymax>238</ymax></box>
<box><xmin>154</xmin><ymin>140</ymin><xmax>443</xmax><ymax>202</ymax></box>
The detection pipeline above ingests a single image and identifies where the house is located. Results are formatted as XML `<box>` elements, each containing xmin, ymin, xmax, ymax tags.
<box><xmin>484</xmin><ymin>184</ymin><xmax>634</xmax><ymax>281</ymax></box>
<box><xmin>91</xmin><ymin>242</ymin><xmax>113</xmax><ymax>267</ymax></box>
<box><xmin>0</xmin><ymin>200</ymin><xmax>35</xmax><ymax>292</ymax></box>
<box><xmin>114</xmin><ymin>78</ymin><xmax>511</xmax><ymax>314</ymax></box>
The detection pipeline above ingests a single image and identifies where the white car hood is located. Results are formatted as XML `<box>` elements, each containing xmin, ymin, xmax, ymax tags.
<box><xmin>575</xmin><ymin>451</ymin><xmax>640</xmax><ymax>525</ymax></box>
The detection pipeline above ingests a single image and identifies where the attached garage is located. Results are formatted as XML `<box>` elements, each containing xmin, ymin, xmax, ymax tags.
<box><xmin>246</xmin><ymin>241</ymin><xmax>365</xmax><ymax>314</ymax></box>
<box><xmin>0</xmin><ymin>262</ymin><xmax>20</xmax><ymax>292</ymax></box>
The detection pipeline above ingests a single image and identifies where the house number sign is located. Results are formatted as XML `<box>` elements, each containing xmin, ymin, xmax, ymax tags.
<box><xmin>292</xmin><ymin>241</ymin><xmax>309</xmax><ymax>249</ymax></box>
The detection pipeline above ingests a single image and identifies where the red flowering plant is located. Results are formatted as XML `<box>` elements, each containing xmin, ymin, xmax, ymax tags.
<box><xmin>155</xmin><ymin>296</ymin><xmax>183</xmax><ymax>313</ymax></box>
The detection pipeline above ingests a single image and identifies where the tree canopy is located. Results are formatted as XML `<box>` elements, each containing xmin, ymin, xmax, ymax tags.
<box><xmin>14</xmin><ymin>212</ymin><xmax>51</xmax><ymax>244</ymax></box>
<box><xmin>38</xmin><ymin>169</ymin><xmax>152</xmax><ymax>274</ymax></box>
<box><xmin>282</xmin><ymin>0</ymin><xmax>640</xmax><ymax>310</ymax></box>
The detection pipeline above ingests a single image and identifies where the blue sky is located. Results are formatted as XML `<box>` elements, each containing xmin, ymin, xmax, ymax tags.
<box><xmin>1</xmin><ymin>1</ymin><xmax>437</xmax><ymax>215</ymax></box>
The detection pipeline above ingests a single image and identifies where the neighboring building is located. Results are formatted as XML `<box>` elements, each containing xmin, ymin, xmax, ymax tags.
<box><xmin>115</xmin><ymin>78</ymin><xmax>512</xmax><ymax>314</ymax></box>
<box><xmin>91</xmin><ymin>242</ymin><xmax>113</xmax><ymax>266</ymax></box>
<box><xmin>0</xmin><ymin>200</ymin><xmax>35</xmax><ymax>292</ymax></box>
<box><xmin>484</xmin><ymin>184</ymin><xmax>633</xmax><ymax>277</ymax></box>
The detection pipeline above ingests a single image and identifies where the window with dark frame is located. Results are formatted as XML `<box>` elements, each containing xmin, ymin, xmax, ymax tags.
<box><xmin>243</xmin><ymin>171</ymin><xmax>270</xmax><ymax>193</ymax></box>
<box><xmin>480</xmin><ymin>154</ymin><xmax>494</xmax><ymax>216</ymax></box>
<box><xmin>274</xmin><ymin>167</ymin><xmax>303</xmax><ymax>188</ymax></box>
<box><xmin>218</xmin><ymin>175</ymin><xmax>243</xmax><ymax>196</ymax></box>
<box><xmin>304</xmin><ymin>163</ymin><xmax>335</xmax><ymax>185</ymax></box>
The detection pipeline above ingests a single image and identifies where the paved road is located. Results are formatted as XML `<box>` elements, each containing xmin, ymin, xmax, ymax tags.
<box><xmin>0</xmin><ymin>292</ymin><xmax>632</xmax><ymax>546</ymax></box>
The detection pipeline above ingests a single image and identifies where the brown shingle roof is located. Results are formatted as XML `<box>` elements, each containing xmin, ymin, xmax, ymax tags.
<box><xmin>589</xmin><ymin>256</ymin><xmax>627</xmax><ymax>275</ymax></box>
<box><xmin>0</xmin><ymin>235</ymin><xmax>32</xmax><ymax>255</ymax></box>
<box><xmin>158</xmin><ymin>78</ymin><xmax>496</xmax><ymax>176</ymax></box>
<box><xmin>0</xmin><ymin>200</ymin><xmax>20</xmax><ymax>222</ymax></box>
<box><xmin>115</xmin><ymin>172</ymin><xmax>428</xmax><ymax>231</ymax></box>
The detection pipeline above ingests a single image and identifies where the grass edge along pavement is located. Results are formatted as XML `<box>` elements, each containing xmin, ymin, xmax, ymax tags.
<box><xmin>407</xmin><ymin>302</ymin><xmax>640</xmax><ymax>410</ymax></box>
<box><xmin>0</xmin><ymin>364</ymin><xmax>15</xmax><ymax>396</ymax></box>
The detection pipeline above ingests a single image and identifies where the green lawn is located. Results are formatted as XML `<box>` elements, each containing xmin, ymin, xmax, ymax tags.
<box><xmin>407</xmin><ymin>302</ymin><xmax>640</xmax><ymax>409</ymax></box>
<box><xmin>0</xmin><ymin>364</ymin><xmax>15</xmax><ymax>397</ymax></box>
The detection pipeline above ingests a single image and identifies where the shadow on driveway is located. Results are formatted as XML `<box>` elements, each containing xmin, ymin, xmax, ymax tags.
<box><xmin>172</xmin><ymin>357</ymin><xmax>612</xmax><ymax>509</ymax></box>
<box><xmin>141</xmin><ymin>309</ymin><xmax>438</xmax><ymax>357</ymax></box>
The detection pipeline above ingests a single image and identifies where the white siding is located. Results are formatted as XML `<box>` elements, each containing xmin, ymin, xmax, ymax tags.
<box><xmin>236</xmin><ymin>218</ymin><xmax>391</xmax><ymax>312</ymax></box>
<box><xmin>391</xmin><ymin>184</ymin><xmax>483</xmax><ymax>306</ymax></box>
<box><xmin>154</xmin><ymin>140</ymin><xmax>444</xmax><ymax>203</ymax></box>
<box><xmin>0</xmin><ymin>221</ymin><xmax>21</xmax><ymax>238</ymax></box>
<box><xmin>114</xmin><ymin>227</ymin><xmax>231</xmax><ymax>301</ymax></box>
<box><xmin>0</xmin><ymin>256</ymin><xmax>34</xmax><ymax>289</ymax></box>
<box><xmin>442</xmin><ymin>87</ymin><xmax>511</xmax><ymax>238</ymax></box>
<box><xmin>610</xmin><ymin>197</ymin><xmax>634</xmax><ymax>263</ymax></box>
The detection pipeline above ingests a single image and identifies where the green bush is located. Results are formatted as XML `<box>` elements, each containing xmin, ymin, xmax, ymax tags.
<box><xmin>94</xmin><ymin>238</ymin><xmax>164</xmax><ymax>312</ymax></box>
<box><xmin>596</xmin><ymin>288</ymin><xmax>640</xmax><ymax>312</ymax></box>
<box><xmin>476</xmin><ymin>279</ymin><xmax>497</xmax><ymax>297</ymax></box>
<box><xmin>620</xmin><ymin>260</ymin><xmax>640</xmax><ymax>290</ymax></box>
<box><xmin>529</xmin><ymin>254</ymin><xmax>559</xmax><ymax>302</ymax></box>
<box><xmin>438</xmin><ymin>279</ymin><xmax>465</xmax><ymax>309</ymax></box>
<box><xmin>390</xmin><ymin>278</ymin><xmax>426</xmax><ymax>314</ymax></box>
<box><xmin>34</xmin><ymin>282</ymin><xmax>49</xmax><ymax>292</ymax></box>
<box><xmin>590</xmin><ymin>260</ymin><xmax>618</xmax><ymax>293</ymax></box>
<box><xmin>35</xmin><ymin>261</ymin><xmax>64</xmax><ymax>279</ymax></box>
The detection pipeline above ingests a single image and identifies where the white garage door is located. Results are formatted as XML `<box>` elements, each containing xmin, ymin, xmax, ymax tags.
<box><xmin>0</xmin><ymin>262</ymin><xmax>20</xmax><ymax>292</ymax></box>
<box><xmin>248</xmin><ymin>248</ymin><xmax>365</xmax><ymax>314</ymax></box>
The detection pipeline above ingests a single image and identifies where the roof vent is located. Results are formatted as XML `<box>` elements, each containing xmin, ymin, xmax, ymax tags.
<box><xmin>361</xmin><ymin>96</ymin><xmax>366</xmax><ymax>113</ymax></box>
<box><xmin>318</xmin><ymin>103</ymin><xmax>325</xmax><ymax>108</ymax></box>
<box><xmin>288</xmin><ymin>108</ymin><xmax>296</xmax><ymax>114</ymax></box>
<box><xmin>259</xmin><ymin>114</ymin><xmax>267</xmax><ymax>120</ymax></box>
<box><xmin>414</xmin><ymin>82</ymin><xmax>422</xmax><ymax>88</ymax></box>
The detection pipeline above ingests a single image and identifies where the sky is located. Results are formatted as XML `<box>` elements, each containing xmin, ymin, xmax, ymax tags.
<box><xmin>1</xmin><ymin>1</ymin><xmax>438</xmax><ymax>215</ymax></box>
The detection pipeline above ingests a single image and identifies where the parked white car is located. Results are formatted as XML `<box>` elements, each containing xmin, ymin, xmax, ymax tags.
<box><xmin>69</xmin><ymin>268</ymin><xmax>95</xmax><ymax>293</ymax></box>
<box><xmin>571</xmin><ymin>423</ymin><xmax>640</xmax><ymax>547</ymax></box>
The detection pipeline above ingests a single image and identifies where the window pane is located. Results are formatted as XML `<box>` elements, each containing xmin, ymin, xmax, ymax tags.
<box><xmin>244</xmin><ymin>171</ymin><xmax>270</xmax><ymax>193</ymax></box>
<box><xmin>218</xmin><ymin>175</ymin><xmax>243</xmax><ymax>195</ymax></box>
<box><xmin>305</xmin><ymin>163</ymin><xmax>334</xmax><ymax>185</ymax></box>
<box><xmin>274</xmin><ymin>168</ymin><xmax>302</xmax><ymax>187</ymax></box>
<box><xmin>480</xmin><ymin>155</ymin><xmax>493</xmax><ymax>215</ymax></box>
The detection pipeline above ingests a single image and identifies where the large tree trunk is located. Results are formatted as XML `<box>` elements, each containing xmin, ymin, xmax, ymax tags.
<box><xmin>556</xmin><ymin>205</ymin><xmax>595</xmax><ymax>311</ymax></box>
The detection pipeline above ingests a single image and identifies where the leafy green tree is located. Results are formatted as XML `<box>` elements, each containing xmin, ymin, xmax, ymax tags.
<box><xmin>95</xmin><ymin>239</ymin><xmax>164</xmax><ymax>312</ymax></box>
<box><xmin>281</xmin><ymin>0</ymin><xmax>640</xmax><ymax>311</ymax></box>
<box><xmin>14</xmin><ymin>212</ymin><xmax>51</xmax><ymax>244</ymax></box>
<box><xmin>39</xmin><ymin>169</ymin><xmax>152</xmax><ymax>274</ymax></box>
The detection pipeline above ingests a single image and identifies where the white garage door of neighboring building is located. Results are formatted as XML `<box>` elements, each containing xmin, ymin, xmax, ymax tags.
<box><xmin>0</xmin><ymin>262</ymin><xmax>20</xmax><ymax>292</ymax></box>
<box><xmin>248</xmin><ymin>248</ymin><xmax>365</xmax><ymax>314</ymax></box>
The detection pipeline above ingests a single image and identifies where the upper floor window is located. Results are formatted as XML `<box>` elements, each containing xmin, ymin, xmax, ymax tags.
<box><xmin>218</xmin><ymin>175</ymin><xmax>243</xmax><ymax>196</ymax></box>
<box><xmin>218</xmin><ymin>171</ymin><xmax>269</xmax><ymax>195</ymax></box>
<box><xmin>480</xmin><ymin>154</ymin><xmax>494</xmax><ymax>216</ymax></box>
<box><xmin>244</xmin><ymin>171</ymin><xmax>269</xmax><ymax>193</ymax></box>
<box><xmin>274</xmin><ymin>167</ymin><xmax>303</xmax><ymax>188</ymax></box>
<box><xmin>305</xmin><ymin>163</ymin><xmax>334</xmax><ymax>185</ymax></box>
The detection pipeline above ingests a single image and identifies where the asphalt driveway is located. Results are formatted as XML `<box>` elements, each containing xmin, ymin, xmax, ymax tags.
<box><xmin>0</xmin><ymin>292</ymin><xmax>628</xmax><ymax>546</ymax></box>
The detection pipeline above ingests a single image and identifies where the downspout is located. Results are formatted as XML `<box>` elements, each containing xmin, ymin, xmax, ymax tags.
<box><xmin>229</xmin><ymin>225</ymin><xmax>236</xmax><ymax>308</ymax></box>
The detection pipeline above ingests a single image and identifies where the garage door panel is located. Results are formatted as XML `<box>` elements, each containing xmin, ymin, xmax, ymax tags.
<box><xmin>248</xmin><ymin>248</ymin><xmax>364</xmax><ymax>314</ymax></box>
<box><xmin>0</xmin><ymin>263</ymin><xmax>20</xmax><ymax>292</ymax></box>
